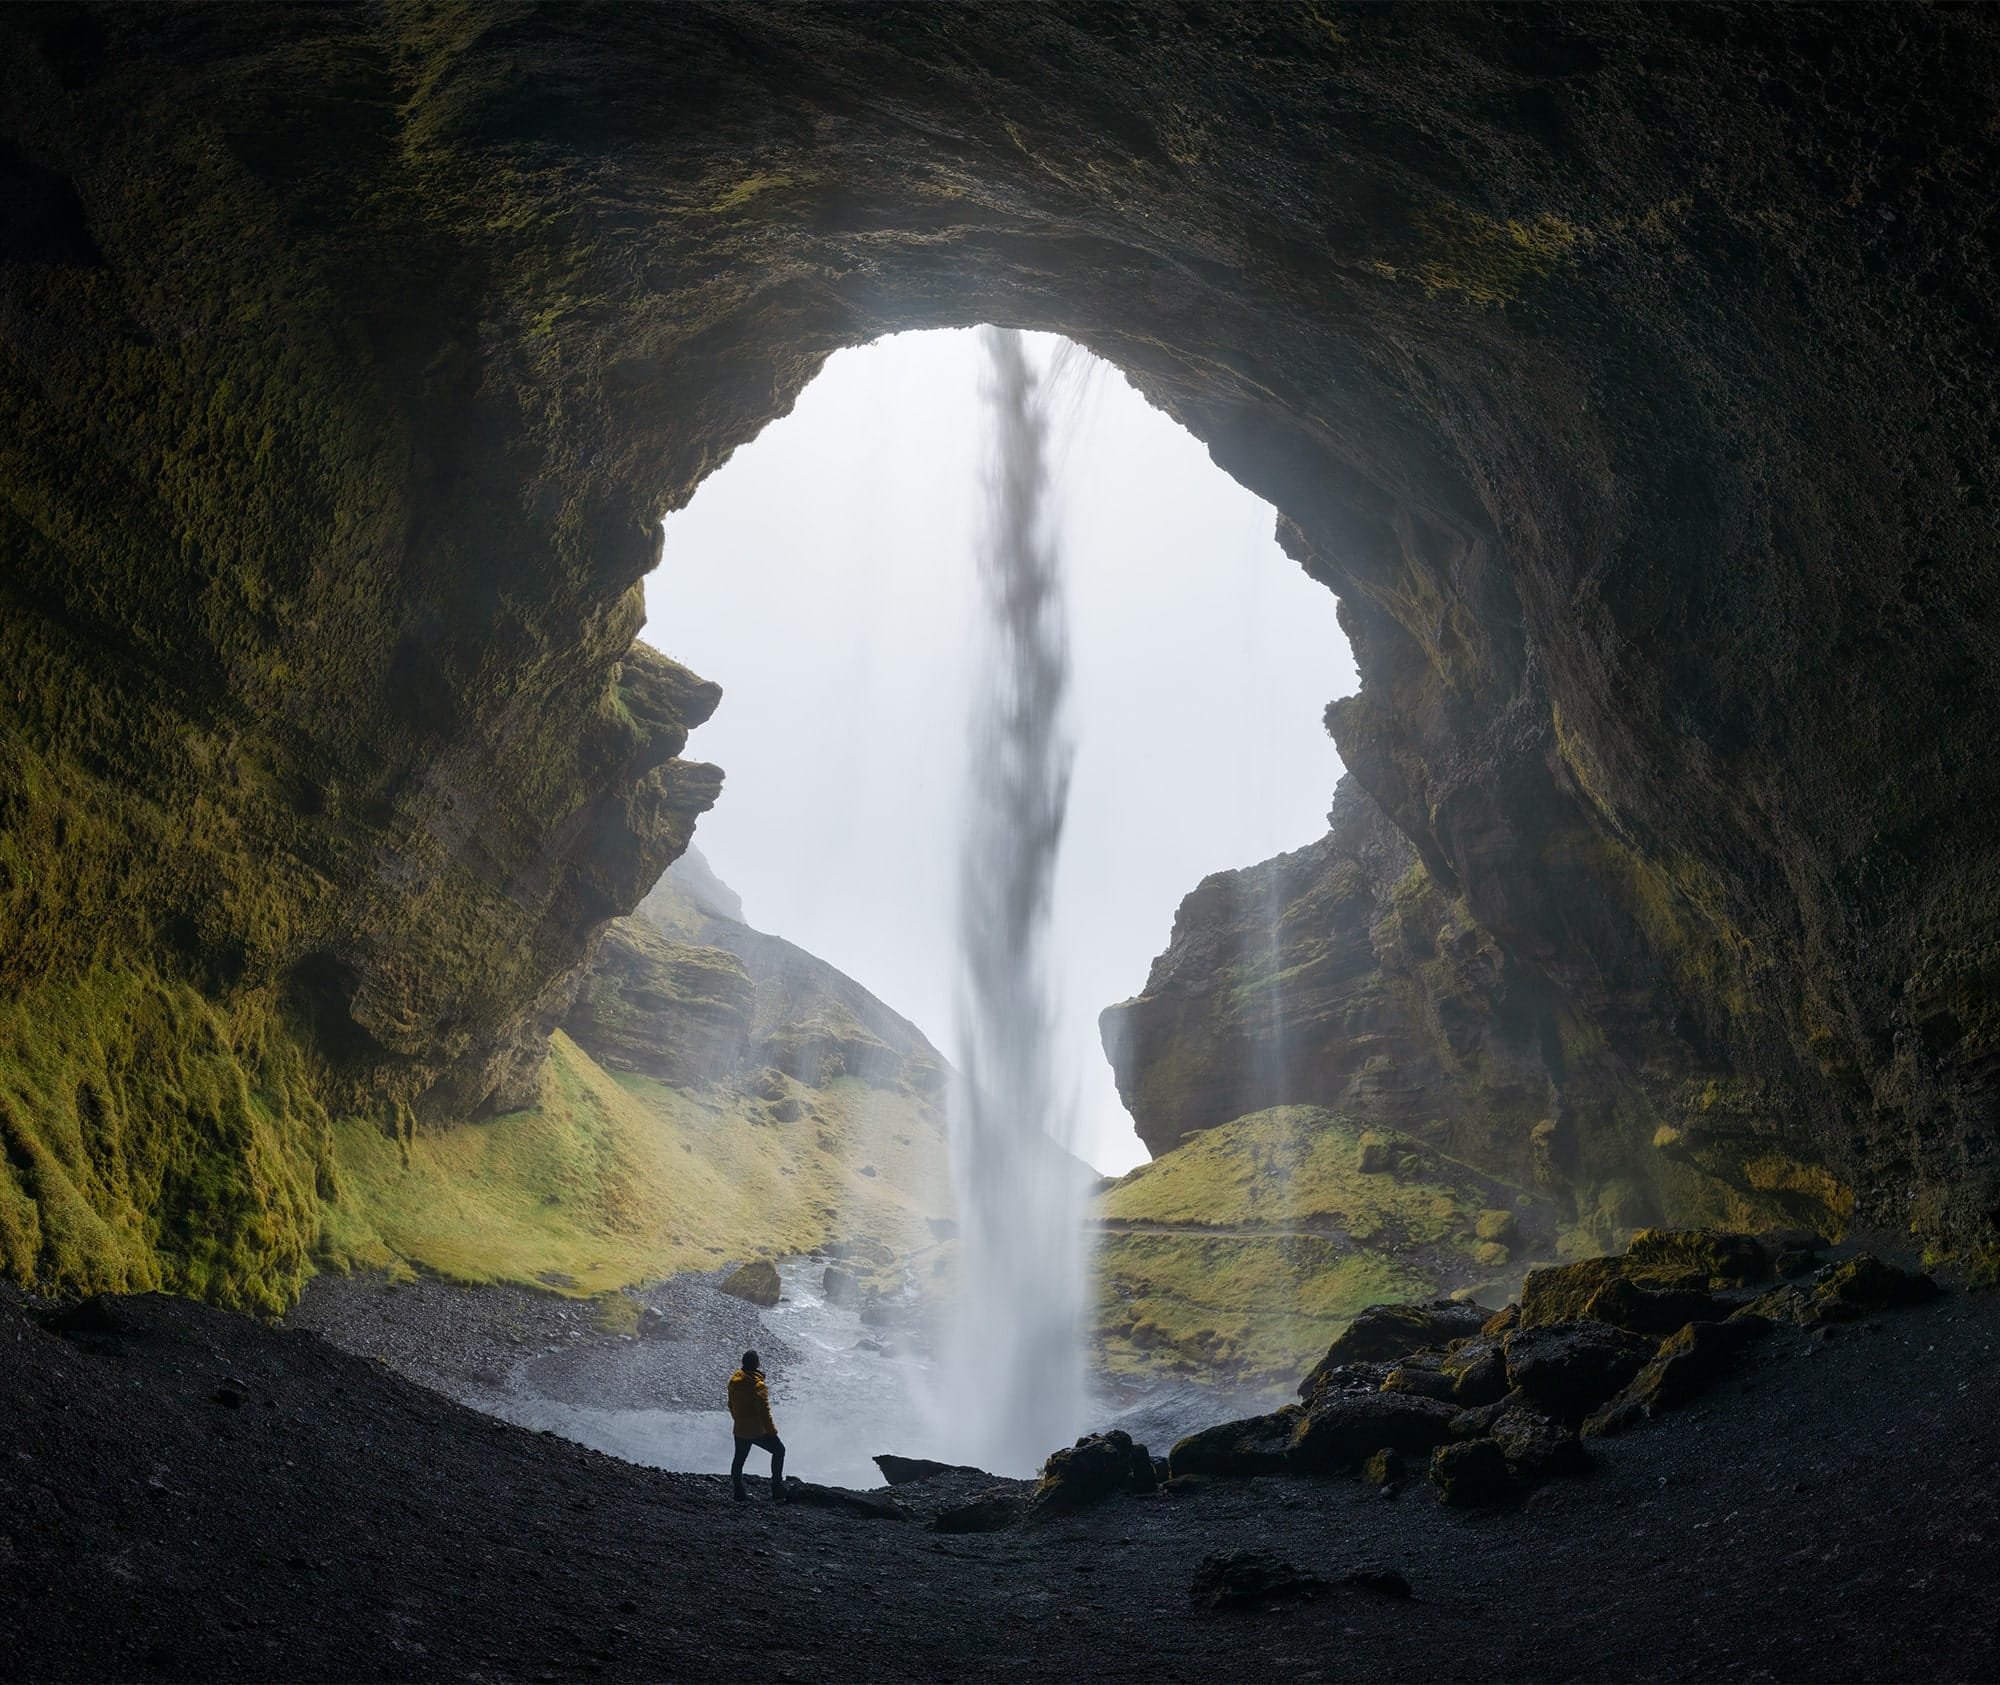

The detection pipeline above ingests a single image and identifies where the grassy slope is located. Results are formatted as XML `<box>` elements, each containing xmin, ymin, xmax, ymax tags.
<box><xmin>317</xmin><ymin>1032</ymin><xmax>950</xmax><ymax>1295</ymax></box>
<box><xmin>1091</xmin><ymin>1106</ymin><xmax>1530</xmax><ymax>1387</ymax></box>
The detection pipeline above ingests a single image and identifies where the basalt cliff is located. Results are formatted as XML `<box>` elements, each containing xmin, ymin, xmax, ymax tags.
<box><xmin>3</xmin><ymin>3</ymin><xmax>2000</xmax><ymax>1308</ymax></box>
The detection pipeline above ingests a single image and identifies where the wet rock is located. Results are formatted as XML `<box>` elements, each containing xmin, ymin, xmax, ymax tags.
<box><xmin>1189</xmin><ymin>1548</ymin><xmax>1329</xmax><ymax>1611</ymax></box>
<box><xmin>1487</xmin><ymin>1408</ymin><xmax>1586</xmax><ymax>1479</ymax></box>
<box><xmin>1430</xmin><ymin>1438</ymin><xmax>1512</xmax><ymax>1507</ymax></box>
<box><xmin>1168</xmin><ymin>1409</ymin><xmax>1302</xmax><ymax>1479</ymax></box>
<box><xmin>822</xmin><ymin>1266</ymin><xmax>862</xmax><ymax>1307</ymax></box>
<box><xmin>717</xmin><ymin>1261</ymin><xmax>781</xmax><ymax>1308</ymax></box>
<box><xmin>1361</xmin><ymin>1448</ymin><xmax>1406</xmax><ymax>1487</ymax></box>
<box><xmin>931</xmin><ymin>1492</ymin><xmax>1025</xmax><ymax>1534</ymax></box>
<box><xmin>1579</xmin><ymin>1275</ymin><xmax>1718</xmax><ymax>1338</ymax></box>
<box><xmin>1584</xmin><ymin>1318</ymin><xmax>1768</xmax><ymax>1437</ymax></box>
<box><xmin>1440</xmin><ymin>1338</ymin><xmax>1510</xmax><ymax>1406</ymax></box>
<box><xmin>1381</xmin><ymin>1363</ymin><xmax>1460</xmax><ymax>1404</ymax></box>
<box><xmin>1503</xmin><ymin>1321</ymin><xmax>1653</xmax><ymax>1420</ymax></box>
<box><xmin>1028</xmin><ymin>1429</ymin><xmax>1157</xmax><ymax>1517</ymax></box>
<box><xmin>872</xmin><ymin>1455</ymin><xmax>990</xmax><ymax>1486</ymax></box>
<box><xmin>1287</xmin><ymin>1392</ymin><xmax>1458</xmax><ymax>1475</ymax></box>
<box><xmin>1299</xmin><ymin>1301</ymin><xmax>1493</xmax><ymax>1397</ymax></box>
<box><xmin>1805</xmin><ymin>1255</ymin><xmax>1940</xmax><ymax>1324</ymax></box>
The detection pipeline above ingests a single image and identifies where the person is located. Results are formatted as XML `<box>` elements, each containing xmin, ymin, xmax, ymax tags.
<box><xmin>727</xmin><ymin>1349</ymin><xmax>787</xmax><ymax>1502</ymax></box>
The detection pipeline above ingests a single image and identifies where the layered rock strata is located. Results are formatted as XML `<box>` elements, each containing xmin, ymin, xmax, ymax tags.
<box><xmin>4</xmin><ymin>4</ymin><xmax>2000</xmax><ymax>1303</ymax></box>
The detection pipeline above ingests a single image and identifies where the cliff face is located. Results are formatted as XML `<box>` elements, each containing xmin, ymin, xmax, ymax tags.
<box><xmin>564</xmin><ymin>852</ymin><xmax>947</xmax><ymax>1102</ymax></box>
<box><xmin>4</xmin><ymin>3</ymin><xmax>2000</xmax><ymax>1302</ymax></box>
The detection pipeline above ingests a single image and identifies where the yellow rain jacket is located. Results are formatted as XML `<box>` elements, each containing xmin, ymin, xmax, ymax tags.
<box><xmin>727</xmin><ymin>1368</ymin><xmax>776</xmax><ymax>1439</ymax></box>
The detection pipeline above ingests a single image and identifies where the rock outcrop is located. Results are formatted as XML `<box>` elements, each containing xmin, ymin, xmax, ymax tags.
<box><xmin>5</xmin><ymin>4</ymin><xmax>2000</xmax><ymax>1304</ymax></box>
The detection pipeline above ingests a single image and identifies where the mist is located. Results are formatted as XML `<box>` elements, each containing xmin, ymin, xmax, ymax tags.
<box><xmin>643</xmin><ymin>327</ymin><xmax>1354</xmax><ymax>1174</ymax></box>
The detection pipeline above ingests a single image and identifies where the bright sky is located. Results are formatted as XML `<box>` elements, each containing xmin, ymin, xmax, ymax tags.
<box><xmin>641</xmin><ymin>329</ymin><xmax>1355</xmax><ymax>1175</ymax></box>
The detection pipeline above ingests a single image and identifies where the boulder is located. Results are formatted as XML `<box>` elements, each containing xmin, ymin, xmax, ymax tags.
<box><xmin>1381</xmin><ymin>1364</ymin><xmax>1460</xmax><ymax>1404</ymax></box>
<box><xmin>1286</xmin><ymin>1392</ymin><xmax>1458</xmax><ymax>1475</ymax></box>
<box><xmin>1475</xmin><ymin>1208</ymin><xmax>1519</xmax><ymax>1245</ymax></box>
<box><xmin>1029</xmin><ymin>1429</ymin><xmax>1157</xmax><ymax>1517</ymax></box>
<box><xmin>1189</xmin><ymin>1549</ymin><xmax>1329</xmax><ymax>1611</ymax></box>
<box><xmin>872</xmin><ymin>1454</ymin><xmax>990</xmax><ymax>1486</ymax></box>
<box><xmin>1298</xmin><ymin>1300</ymin><xmax>1493</xmax><ymax>1397</ymax></box>
<box><xmin>1625</xmin><ymin>1227</ymin><xmax>1771</xmax><ymax>1285</ymax></box>
<box><xmin>1361</xmin><ymin>1448</ymin><xmax>1406</xmax><ymax>1487</ymax></box>
<box><xmin>1579</xmin><ymin>1275</ymin><xmax>1719</xmax><ymax>1338</ymax></box>
<box><xmin>1805</xmin><ymin>1254</ymin><xmax>1940</xmax><ymax>1323</ymax></box>
<box><xmin>932</xmin><ymin>1492</ymin><xmax>1025</xmax><ymax>1533</ymax></box>
<box><xmin>1584</xmin><ymin>1317</ymin><xmax>1768</xmax><ymax>1437</ymax></box>
<box><xmin>1440</xmin><ymin>1338</ymin><xmax>1510</xmax><ymax>1406</ymax></box>
<box><xmin>1487</xmin><ymin>1408</ymin><xmax>1586</xmax><ymax>1479</ymax></box>
<box><xmin>1357</xmin><ymin>1133</ymin><xmax>1393</xmax><ymax>1175</ymax></box>
<box><xmin>1430</xmin><ymin>1438</ymin><xmax>1512</xmax><ymax>1507</ymax></box>
<box><xmin>1168</xmin><ymin>1409</ymin><xmax>1300</xmax><ymax>1479</ymax></box>
<box><xmin>822</xmin><ymin>1264</ymin><xmax>863</xmax><ymax>1306</ymax></box>
<box><xmin>718</xmin><ymin>1260</ymin><xmax>781</xmax><ymax>1307</ymax></box>
<box><xmin>1503</xmin><ymin>1321</ymin><xmax>1654</xmax><ymax>1420</ymax></box>
<box><xmin>1447</xmin><ymin>1400</ymin><xmax>1510</xmax><ymax>1441</ymax></box>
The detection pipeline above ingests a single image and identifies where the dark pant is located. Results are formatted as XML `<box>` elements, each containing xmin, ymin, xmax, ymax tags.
<box><xmin>732</xmin><ymin>1433</ymin><xmax>785</xmax><ymax>1497</ymax></box>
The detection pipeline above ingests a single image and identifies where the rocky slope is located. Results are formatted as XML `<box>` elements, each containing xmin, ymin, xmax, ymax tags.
<box><xmin>1104</xmin><ymin>774</ymin><xmax>1840</xmax><ymax>1258</ymax></box>
<box><xmin>4</xmin><ymin>4</ymin><xmax>2000</xmax><ymax>1308</ymax></box>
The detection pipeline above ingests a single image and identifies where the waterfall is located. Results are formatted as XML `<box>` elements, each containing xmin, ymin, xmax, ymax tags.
<box><xmin>942</xmin><ymin>327</ymin><xmax>1086</xmax><ymax>1473</ymax></box>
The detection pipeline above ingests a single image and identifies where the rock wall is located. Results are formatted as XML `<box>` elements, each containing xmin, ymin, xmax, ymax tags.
<box><xmin>4</xmin><ymin>3</ymin><xmax>2000</xmax><ymax>1299</ymax></box>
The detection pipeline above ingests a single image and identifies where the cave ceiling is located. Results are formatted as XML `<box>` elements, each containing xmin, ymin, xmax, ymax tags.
<box><xmin>3</xmin><ymin>1</ymin><xmax>2000</xmax><ymax>1266</ymax></box>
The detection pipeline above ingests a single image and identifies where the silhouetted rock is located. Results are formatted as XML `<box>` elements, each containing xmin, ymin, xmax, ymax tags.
<box><xmin>778</xmin><ymin>1480</ymin><xmax>907</xmax><ymax>1521</ymax></box>
<box><xmin>873</xmin><ymin>1455</ymin><xmax>990</xmax><ymax>1487</ymax></box>
<box><xmin>1168</xmin><ymin>1410</ymin><xmax>1300</xmax><ymax>1479</ymax></box>
<box><xmin>1487</xmin><ymin>1408</ymin><xmax>1586</xmax><ymax>1480</ymax></box>
<box><xmin>1028</xmin><ymin>1430</ymin><xmax>1157</xmax><ymax>1517</ymax></box>
<box><xmin>1804</xmin><ymin>1255</ymin><xmax>1940</xmax><ymax>1324</ymax></box>
<box><xmin>1189</xmin><ymin>1549</ymin><xmax>1329</xmax><ymax>1611</ymax></box>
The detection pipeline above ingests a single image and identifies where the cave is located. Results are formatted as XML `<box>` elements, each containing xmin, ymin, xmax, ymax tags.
<box><xmin>4</xmin><ymin>5</ymin><xmax>2000</xmax><ymax>1679</ymax></box>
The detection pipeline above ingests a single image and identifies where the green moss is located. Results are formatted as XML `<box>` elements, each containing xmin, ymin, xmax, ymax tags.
<box><xmin>0</xmin><ymin>968</ymin><xmax>331</xmax><ymax>1312</ymax></box>
<box><xmin>316</xmin><ymin>1033</ymin><xmax>949</xmax><ymax>1294</ymax></box>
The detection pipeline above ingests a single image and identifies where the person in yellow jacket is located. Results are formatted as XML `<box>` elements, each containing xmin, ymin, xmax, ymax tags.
<box><xmin>727</xmin><ymin>1349</ymin><xmax>787</xmax><ymax>1502</ymax></box>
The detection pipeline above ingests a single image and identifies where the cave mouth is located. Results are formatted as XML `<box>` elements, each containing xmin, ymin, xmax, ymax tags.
<box><xmin>640</xmin><ymin>326</ymin><xmax>1356</xmax><ymax>1178</ymax></box>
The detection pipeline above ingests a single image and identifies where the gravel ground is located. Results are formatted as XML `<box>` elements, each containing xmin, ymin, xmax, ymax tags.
<box><xmin>3</xmin><ymin>1268</ymin><xmax>1998</xmax><ymax>1681</ymax></box>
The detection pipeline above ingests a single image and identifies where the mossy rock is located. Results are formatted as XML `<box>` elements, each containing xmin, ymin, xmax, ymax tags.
<box><xmin>1473</xmin><ymin>1240</ymin><xmax>1511</xmax><ymax>1269</ymax></box>
<box><xmin>1474</xmin><ymin>1208</ymin><xmax>1518</xmax><ymax>1245</ymax></box>
<box><xmin>719</xmin><ymin>1259</ymin><xmax>782</xmax><ymax>1306</ymax></box>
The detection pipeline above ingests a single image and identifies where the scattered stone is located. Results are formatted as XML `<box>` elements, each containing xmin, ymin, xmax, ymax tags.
<box><xmin>931</xmin><ymin>1493</ymin><xmax>1025</xmax><ymax>1534</ymax></box>
<box><xmin>1287</xmin><ymin>1391</ymin><xmax>1458</xmax><ymax>1475</ymax></box>
<box><xmin>1189</xmin><ymin>1548</ymin><xmax>1329</xmax><ymax>1611</ymax></box>
<box><xmin>873</xmin><ymin>1454</ymin><xmax>989</xmax><ymax>1486</ymax></box>
<box><xmin>1584</xmin><ymin>1318</ymin><xmax>1767</xmax><ymax>1437</ymax></box>
<box><xmin>636</xmin><ymin>1307</ymin><xmax>669</xmax><ymax>1341</ymax></box>
<box><xmin>1430</xmin><ymin>1438</ymin><xmax>1512</xmax><ymax>1506</ymax></box>
<box><xmin>1168</xmin><ymin>1410</ymin><xmax>1300</xmax><ymax>1479</ymax></box>
<box><xmin>1028</xmin><ymin>1429</ymin><xmax>1157</xmax><ymax>1517</ymax></box>
<box><xmin>1503</xmin><ymin>1321</ymin><xmax>1653</xmax><ymax>1420</ymax></box>
<box><xmin>1299</xmin><ymin>1300</ymin><xmax>1492</xmax><ymax>1396</ymax></box>
<box><xmin>718</xmin><ymin>1261</ymin><xmax>781</xmax><ymax>1308</ymax></box>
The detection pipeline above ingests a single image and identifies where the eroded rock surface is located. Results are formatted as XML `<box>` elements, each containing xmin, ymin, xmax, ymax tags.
<box><xmin>5</xmin><ymin>4</ymin><xmax>2000</xmax><ymax>1302</ymax></box>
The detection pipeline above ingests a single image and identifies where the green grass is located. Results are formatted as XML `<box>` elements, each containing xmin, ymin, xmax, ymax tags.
<box><xmin>316</xmin><ymin>1032</ymin><xmax>950</xmax><ymax>1295</ymax></box>
<box><xmin>1090</xmin><ymin>1106</ymin><xmax>1515</xmax><ymax>1386</ymax></box>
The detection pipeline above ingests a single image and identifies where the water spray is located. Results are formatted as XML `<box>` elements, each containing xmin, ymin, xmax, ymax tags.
<box><xmin>941</xmin><ymin>327</ymin><xmax>1087</xmax><ymax>1473</ymax></box>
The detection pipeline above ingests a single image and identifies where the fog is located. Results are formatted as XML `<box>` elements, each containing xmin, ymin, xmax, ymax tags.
<box><xmin>641</xmin><ymin>328</ymin><xmax>1354</xmax><ymax>1175</ymax></box>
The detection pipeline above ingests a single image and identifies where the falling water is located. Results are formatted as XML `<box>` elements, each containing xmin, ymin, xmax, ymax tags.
<box><xmin>942</xmin><ymin>327</ymin><xmax>1087</xmax><ymax>1473</ymax></box>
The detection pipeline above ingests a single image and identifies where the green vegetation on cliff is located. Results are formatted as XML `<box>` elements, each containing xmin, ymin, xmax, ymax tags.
<box><xmin>1090</xmin><ymin>1106</ymin><xmax>1547</xmax><ymax>1386</ymax></box>
<box><xmin>317</xmin><ymin>1032</ymin><xmax>948</xmax><ymax>1295</ymax></box>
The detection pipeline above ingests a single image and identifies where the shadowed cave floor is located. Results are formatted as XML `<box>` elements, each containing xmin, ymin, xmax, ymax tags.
<box><xmin>2</xmin><ymin>1277</ymin><xmax>1997</xmax><ymax>1683</ymax></box>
